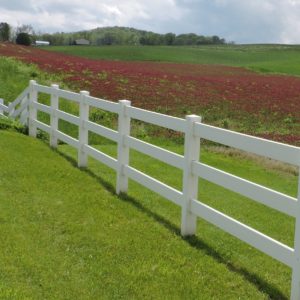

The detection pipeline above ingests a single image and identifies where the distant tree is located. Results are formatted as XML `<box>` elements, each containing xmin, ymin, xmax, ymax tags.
<box><xmin>139</xmin><ymin>32</ymin><xmax>162</xmax><ymax>45</ymax></box>
<box><xmin>51</xmin><ymin>33</ymin><xmax>65</xmax><ymax>45</ymax></box>
<box><xmin>220</xmin><ymin>38</ymin><xmax>226</xmax><ymax>44</ymax></box>
<box><xmin>139</xmin><ymin>36</ymin><xmax>147</xmax><ymax>45</ymax></box>
<box><xmin>101</xmin><ymin>32</ymin><xmax>117</xmax><ymax>45</ymax></box>
<box><xmin>174</xmin><ymin>34</ymin><xmax>188</xmax><ymax>45</ymax></box>
<box><xmin>212</xmin><ymin>35</ymin><xmax>221</xmax><ymax>44</ymax></box>
<box><xmin>0</xmin><ymin>22</ymin><xmax>10</xmax><ymax>41</ymax></box>
<box><xmin>195</xmin><ymin>35</ymin><xmax>207</xmax><ymax>45</ymax></box>
<box><xmin>16</xmin><ymin>24</ymin><xmax>35</xmax><ymax>35</ymax></box>
<box><xmin>164</xmin><ymin>33</ymin><xmax>176</xmax><ymax>45</ymax></box>
<box><xmin>39</xmin><ymin>33</ymin><xmax>53</xmax><ymax>44</ymax></box>
<box><xmin>13</xmin><ymin>24</ymin><xmax>35</xmax><ymax>42</ymax></box>
<box><xmin>203</xmin><ymin>36</ymin><xmax>213</xmax><ymax>45</ymax></box>
<box><xmin>125</xmin><ymin>33</ymin><xmax>139</xmax><ymax>45</ymax></box>
<box><xmin>16</xmin><ymin>32</ymin><xmax>31</xmax><ymax>46</ymax></box>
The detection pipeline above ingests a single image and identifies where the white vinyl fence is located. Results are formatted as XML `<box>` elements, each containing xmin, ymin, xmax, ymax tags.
<box><xmin>1</xmin><ymin>80</ymin><xmax>300</xmax><ymax>299</ymax></box>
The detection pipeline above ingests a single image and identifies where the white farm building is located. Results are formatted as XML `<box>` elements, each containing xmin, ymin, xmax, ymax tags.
<box><xmin>35</xmin><ymin>40</ymin><xmax>50</xmax><ymax>46</ymax></box>
<box><xmin>74</xmin><ymin>39</ymin><xmax>90</xmax><ymax>45</ymax></box>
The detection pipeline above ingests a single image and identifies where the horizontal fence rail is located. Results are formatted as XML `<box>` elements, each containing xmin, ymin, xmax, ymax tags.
<box><xmin>124</xmin><ymin>135</ymin><xmax>185</xmax><ymax>169</ymax></box>
<box><xmin>127</xmin><ymin>106</ymin><xmax>186</xmax><ymax>132</ymax></box>
<box><xmin>192</xmin><ymin>161</ymin><xmax>298</xmax><ymax>217</ymax></box>
<box><xmin>2</xmin><ymin>80</ymin><xmax>300</xmax><ymax>300</ymax></box>
<box><xmin>123</xmin><ymin>165</ymin><xmax>183</xmax><ymax>206</ymax></box>
<box><xmin>190</xmin><ymin>199</ymin><xmax>295</xmax><ymax>267</ymax></box>
<box><xmin>0</xmin><ymin>87</ymin><xmax>30</xmax><ymax>121</ymax></box>
<box><xmin>85</xmin><ymin>121</ymin><xmax>118</xmax><ymax>142</ymax></box>
<box><xmin>10</xmin><ymin>86</ymin><xmax>30</xmax><ymax>109</ymax></box>
<box><xmin>194</xmin><ymin>123</ymin><xmax>300</xmax><ymax>166</ymax></box>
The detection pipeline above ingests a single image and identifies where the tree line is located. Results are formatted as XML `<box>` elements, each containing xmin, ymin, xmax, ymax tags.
<box><xmin>37</xmin><ymin>27</ymin><xmax>227</xmax><ymax>46</ymax></box>
<box><xmin>0</xmin><ymin>22</ymin><xmax>228</xmax><ymax>46</ymax></box>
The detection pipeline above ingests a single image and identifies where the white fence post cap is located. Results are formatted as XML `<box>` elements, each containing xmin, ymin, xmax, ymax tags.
<box><xmin>119</xmin><ymin>99</ymin><xmax>131</xmax><ymax>105</ymax></box>
<box><xmin>186</xmin><ymin>114</ymin><xmax>201</xmax><ymax>122</ymax></box>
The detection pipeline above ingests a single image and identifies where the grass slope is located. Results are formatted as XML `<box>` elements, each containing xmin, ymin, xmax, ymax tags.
<box><xmin>46</xmin><ymin>44</ymin><xmax>300</xmax><ymax>76</ymax></box>
<box><xmin>0</xmin><ymin>56</ymin><xmax>66</xmax><ymax>104</ymax></box>
<box><xmin>0</xmin><ymin>130</ymin><xmax>298</xmax><ymax>299</ymax></box>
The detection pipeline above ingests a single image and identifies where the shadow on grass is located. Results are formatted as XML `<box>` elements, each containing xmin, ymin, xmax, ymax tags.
<box><xmin>56</xmin><ymin>148</ymin><xmax>288</xmax><ymax>300</ymax></box>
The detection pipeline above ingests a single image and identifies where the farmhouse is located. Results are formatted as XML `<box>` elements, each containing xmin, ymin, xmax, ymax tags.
<box><xmin>35</xmin><ymin>40</ymin><xmax>50</xmax><ymax>46</ymax></box>
<box><xmin>75</xmin><ymin>38</ymin><xmax>90</xmax><ymax>45</ymax></box>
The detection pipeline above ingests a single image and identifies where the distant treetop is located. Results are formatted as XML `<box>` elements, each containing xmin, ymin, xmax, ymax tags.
<box><xmin>16</xmin><ymin>32</ymin><xmax>31</xmax><ymax>46</ymax></box>
<box><xmin>0</xmin><ymin>22</ymin><xmax>10</xmax><ymax>42</ymax></box>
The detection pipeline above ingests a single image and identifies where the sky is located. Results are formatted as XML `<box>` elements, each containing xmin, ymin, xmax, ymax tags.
<box><xmin>1</xmin><ymin>0</ymin><xmax>300</xmax><ymax>44</ymax></box>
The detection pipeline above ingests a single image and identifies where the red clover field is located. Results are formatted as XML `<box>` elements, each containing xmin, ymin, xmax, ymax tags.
<box><xmin>0</xmin><ymin>43</ymin><xmax>299</xmax><ymax>145</ymax></box>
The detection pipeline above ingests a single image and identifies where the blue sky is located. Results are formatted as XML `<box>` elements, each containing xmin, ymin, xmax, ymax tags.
<box><xmin>1</xmin><ymin>0</ymin><xmax>300</xmax><ymax>43</ymax></box>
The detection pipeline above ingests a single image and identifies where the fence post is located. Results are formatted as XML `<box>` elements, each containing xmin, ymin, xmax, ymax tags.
<box><xmin>50</xmin><ymin>84</ymin><xmax>59</xmax><ymax>148</ymax></box>
<box><xmin>181</xmin><ymin>114</ymin><xmax>201</xmax><ymax>236</ymax></box>
<box><xmin>0</xmin><ymin>99</ymin><xmax>3</xmax><ymax>115</ymax></box>
<box><xmin>8</xmin><ymin>102</ymin><xmax>15</xmax><ymax>117</ymax></box>
<box><xmin>78</xmin><ymin>90</ymin><xmax>90</xmax><ymax>168</ymax></box>
<box><xmin>291</xmin><ymin>171</ymin><xmax>300</xmax><ymax>300</ymax></box>
<box><xmin>20</xmin><ymin>94</ymin><xmax>29</xmax><ymax>125</ymax></box>
<box><xmin>116</xmin><ymin>100</ymin><xmax>131</xmax><ymax>195</ymax></box>
<box><xmin>28</xmin><ymin>80</ymin><xmax>37</xmax><ymax>137</ymax></box>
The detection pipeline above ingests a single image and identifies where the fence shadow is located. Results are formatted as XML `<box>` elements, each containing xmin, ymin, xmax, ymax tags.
<box><xmin>56</xmin><ymin>148</ymin><xmax>288</xmax><ymax>300</ymax></box>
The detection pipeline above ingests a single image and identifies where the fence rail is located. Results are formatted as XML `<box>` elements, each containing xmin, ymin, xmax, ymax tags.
<box><xmin>1</xmin><ymin>80</ymin><xmax>300</xmax><ymax>299</ymax></box>
<box><xmin>194</xmin><ymin>122</ymin><xmax>300</xmax><ymax>166</ymax></box>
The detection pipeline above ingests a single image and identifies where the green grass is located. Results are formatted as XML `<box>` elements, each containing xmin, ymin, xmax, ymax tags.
<box><xmin>0</xmin><ymin>57</ymin><xmax>65</xmax><ymax>104</ymax></box>
<box><xmin>0</xmin><ymin>129</ymin><xmax>298</xmax><ymax>299</ymax></box>
<box><xmin>46</xmin><ymin>44</ymin><xmax>300</xmax><ymax>76</ymax></box>
<box><xmin>0</xmin><ymin>56</ymin><xmax>81</xmax><ymax>122</ymax></box>
<box><xmin>0</xmin><ymin>53</ymin><xmax>299</xmax><ymax>297</ymax></box>
<box><xmin>0</xmin><ymin>57</ymin><xmax>111</xmax><ymax>144</ymax></box>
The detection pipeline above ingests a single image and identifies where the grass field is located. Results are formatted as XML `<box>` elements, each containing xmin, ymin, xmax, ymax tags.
<box><xmin>0</xmin><ymin>44</ymin><xmax>299</xmax><ymax>298</ymax></box>
<box><xmin>46</xmin><ymin>44</ymin><xmax>300</xmax><ymax>76</ymax></box>
<box><xmin>0</xmin><ymin>129</ymin><xmax>298</xmax><ymax>299</ymax></box>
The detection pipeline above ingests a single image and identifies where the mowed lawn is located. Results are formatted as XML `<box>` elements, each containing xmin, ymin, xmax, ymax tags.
<box><xmin>0</xmin><ymin>130</ymin><xmax>298</xmax><ymax>299</ymax></box>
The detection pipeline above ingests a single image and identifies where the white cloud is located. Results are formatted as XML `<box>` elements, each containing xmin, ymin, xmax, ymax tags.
<box><xmin>0</xmin><ymin>0</ymin><xmax>300</xmax><ymax>43</ymax></box>
<box><xmin>174</xmin><ymin>0</ymin><xmax>300</xmax><ymax>43</ymax></box>
<box><xmin>0</xmin><ymin>0</ymin><xmax>185</xmax><ymax>33</ymax></box>
<box><xmin>279</xmin><ymin>10</ymin><xmax>300</xmax><ymax>44</ymax></box>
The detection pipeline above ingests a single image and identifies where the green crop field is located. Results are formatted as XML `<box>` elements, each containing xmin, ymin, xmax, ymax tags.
<box><xmin>46</xmin><ymin>44</ymin><xmax>300</xmax><ymax>76</ymax></box>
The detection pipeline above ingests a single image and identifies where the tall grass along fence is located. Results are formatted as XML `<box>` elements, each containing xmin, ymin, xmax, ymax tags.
<box><xmin>1</xmin><ymin>80</ymin><xmax>300</xmax><ymax>299</ymax></box>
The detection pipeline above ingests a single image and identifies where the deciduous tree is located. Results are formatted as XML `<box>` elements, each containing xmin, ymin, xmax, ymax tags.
<box><xmin>16</xmin><ymin>32</ymin><xmax>31</xmax><ymax>46</ymax></box>
<box><xmin>0</xmin><ymin>22</ymin><xmax>10</xmax><ymax>41</ymax></box>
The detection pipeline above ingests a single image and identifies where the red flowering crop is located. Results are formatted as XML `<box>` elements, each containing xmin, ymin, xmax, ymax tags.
<box><xmin>0</xmin><ymin>43</ymin><xmax>299</xmax><ymax>145</ymax></box>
